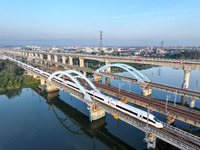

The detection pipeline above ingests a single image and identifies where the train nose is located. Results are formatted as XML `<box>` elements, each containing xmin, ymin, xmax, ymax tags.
<box><xmin>158</xmin><ymin>123</ymin><xmax>163</xmax><ymax>128</ymax></box>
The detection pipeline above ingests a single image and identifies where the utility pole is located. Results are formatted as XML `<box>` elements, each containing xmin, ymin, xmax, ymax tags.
<box><xmin>99</xmin><ymin>31</ymin><xmax>103</xmax><ymax>51</ymax></box>
<box><xmin>196</xmin><ymin>80</ymin><xmax>198</xmax><ymax>92</ymax></box>
<box><xmin>174</xmin><ymin>91</ymin><xmax>177</xmax><ymax>106</ymax></box>
<box><xmin>165</xmin><ymin>95</ymin><xmax>170</xmax><ymax>112</ymax></box>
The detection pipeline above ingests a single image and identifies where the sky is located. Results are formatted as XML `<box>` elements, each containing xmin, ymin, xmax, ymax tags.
<box><xmin>0</xmin><ymin>0</ymin><xmax>200</xmax><ymax>46</ymax></box>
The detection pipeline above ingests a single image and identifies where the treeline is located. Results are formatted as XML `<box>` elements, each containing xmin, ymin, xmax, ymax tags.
<box><xmin>0</xmin><ymin>59</ymin><xmax>24</xmax><ymax>89</ymax></box>
<box><xmin>165</xmin><ymin>51</ymin><xmax>200</xmax><ymax>59</ymax></box>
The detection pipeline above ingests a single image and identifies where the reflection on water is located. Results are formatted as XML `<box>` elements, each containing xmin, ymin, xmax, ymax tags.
<box><xmin>0</xmin><ymin>87</ymin><xmax>143</xmax><ymax>150</ymax></box>
<box><xmin>43</xmin><ymin>89</ymin><xmax>135</xmax><ymax>150</ymax></box>
<box><xmin>0</xmin><ymin>88</ymin><xmax>22</xmax><ymax>99</ymax></box>
<box><xmin>0</xmin><ymin>66</ymin><xmax>199</xmax><ymax>150</ymax></box>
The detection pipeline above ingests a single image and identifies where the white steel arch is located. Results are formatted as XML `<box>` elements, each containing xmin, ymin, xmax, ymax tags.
<box><xmin>47</xmin><ymin>70</ymin><xmax>100</xmax><ymax>103</ymax></box>
<box><xmin>95</xmin><ymin>63</ymin><xmax>150</xmax><ymax>84</ymax></box>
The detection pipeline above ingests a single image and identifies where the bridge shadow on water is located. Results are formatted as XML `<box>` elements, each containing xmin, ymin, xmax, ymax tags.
<box><xmin>32</xmin><ymin>86</ymin><xmax>136</xmax><ymax>150</ymax></box>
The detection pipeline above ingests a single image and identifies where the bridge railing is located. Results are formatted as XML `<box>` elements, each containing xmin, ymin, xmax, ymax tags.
<box><xmin>96</xmin><ymin>101</ymin><xmax>198</xmax><ymax>150</ymax></box>
<box><xmin>162</xmin><ymin>122</ymin><xmax>200</xmax><ymax>145</ymax></box>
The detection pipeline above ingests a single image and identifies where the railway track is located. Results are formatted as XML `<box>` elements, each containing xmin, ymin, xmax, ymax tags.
<box><xmin>159</xmin><ymin>127</ymin><xmax>200</xmax><ymax>149</ymax></box>
<box><xmin>8</xmin><ymin>57</ymin><xmax>200</xmax><ymax>150</ymax></box>
<box><xmin>101</xmin><ymin>72</ymin><xmax>200</xmax><ymax>99</ymax></box>
<box><xmin>39</xmin><ymin>65</ymin><xmax>200</xmax><ymax>122</ymax></box>
<box><xmin>93</xmin><ymin>82</ymin><xmax>200</xmax><ymax>121</ymax></box>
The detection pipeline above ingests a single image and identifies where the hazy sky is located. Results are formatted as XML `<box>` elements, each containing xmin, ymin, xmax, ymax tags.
<box><xmin>0</xmin><ymin>0</ymin><xmax>200</xmax><ymax>46</ymax></box>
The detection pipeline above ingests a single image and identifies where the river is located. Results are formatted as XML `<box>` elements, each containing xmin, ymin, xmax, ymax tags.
<box><xmin>0</xmin><ymin>66</ymin><xmax>199</xmax><ymax>150</ymax></box>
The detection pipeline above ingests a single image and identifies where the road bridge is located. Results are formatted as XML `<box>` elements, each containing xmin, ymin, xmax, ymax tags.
<box><xmin>4</xmin><ymin>56</ymin><xmax>200</xmax><ymax>150</ymax></box>
<box><xmin>3</xmin><ymin>52</ymin><xmax>200</xmax><ymax>106</ymax></box>
<box><xmin>3</xmin><ymin>49</ymin><xmax>200</xmax><ymax>70</ymax></box>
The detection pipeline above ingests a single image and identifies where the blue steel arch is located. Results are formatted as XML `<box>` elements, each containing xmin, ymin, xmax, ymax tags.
<box><xmin>47</xmin><ymin>70</ymin><xmax>100</xmax><ymax>103</ymax></box>
<box><xmin>95</xmin><ymin>63</ymin><xmax>150</xmax><ymax>84</ymax></box>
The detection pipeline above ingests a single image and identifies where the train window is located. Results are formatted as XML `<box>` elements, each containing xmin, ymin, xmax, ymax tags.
<box><xmin>87</xmin><ymin>92</ymin><xmax>104</xmax><ymax>101</ymax></box>
<box><xmin>143</xmin><ymin>116</ymin><xmax>147</xmax><ymax>120</ymax></box>
<box><xmin>149</xmin><ymin>119</ymin><xmax>156</xmax><ymax>124</ymax></box>
<box><xmin>116</xmin><ymin>105</ymin><xmax>137</xmax><ymax>116</ymax></box>
<box><xmin>87</xmin><ymin>93</ymin><xmax>93</xmax><ymax>96</ymax></box>
<box><xmin>94</xmin><ymin>96</ymin><xmax>104</xmax><ymax>101</ymax></box>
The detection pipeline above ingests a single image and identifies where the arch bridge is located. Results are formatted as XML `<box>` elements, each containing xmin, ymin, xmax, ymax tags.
<box><xmin>4</xmin><ymin>56</ymin><xmax>200</xmax><ymax>150</ymax></box>
<box><xmin>95</xmin><ymin>63</ymin><xmax>150</xmax><ymax>84</ymax></box>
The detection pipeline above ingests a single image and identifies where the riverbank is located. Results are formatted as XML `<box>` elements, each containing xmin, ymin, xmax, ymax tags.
<box><xmin>0</xmin><ymin>75</ymin><xmax>39</xmax><ymax>93</ymax></box>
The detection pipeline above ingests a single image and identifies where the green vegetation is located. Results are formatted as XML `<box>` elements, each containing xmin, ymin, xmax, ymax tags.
<box><xmin>0</xmin><ymin>59</ymin><xmax>39</xmax><ymax>93</ymax></box>
<box><xmin>165</xmin><ymin>51</ymin><xmax>200</xmax><ymax>59</ymax></box>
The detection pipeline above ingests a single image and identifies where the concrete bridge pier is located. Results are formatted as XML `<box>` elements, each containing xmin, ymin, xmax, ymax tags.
<box><xmin>105</xmin><ymin>61</ymin><xmax>111</xmax><ymax>73</ymax></box>
<box><xmin>166</xmin><ymin>115</ymin><xmax>175</xmax><ymax>124</ymax></box>
<box><xmin>69</xmin><ymin>56</ymin><xmax>73</xmax><ymax>65</ymax></box>
<box><xmin>39</xmin><ymin>53</ymin><xmax>43</xmax><ymax>63</ymax></box>
<box><xmin>47</xmin><ymin>54</ymin><xmax>52</xmax><ymax>65</ymax></box>
<box><xmin>182</xmin><ymin>69</ymin><xmax>190</xmax><ymax>89</ymax></box>
<box><xmin>79</xmin><ymin>57</ymin><xmax>84</xmax><ymax>67</ymax></box>
<box><xmin>47</xmin><ymin>54</ymin><xmax>51</xmax><ymax>61</ymax></box>
<box><xmin>189</xmin><ymin>98</ymin><xmax>196</xmax><ymax>108</ymax></box>
<box><xmin>105</xmin><ymin>77</ymin><xmax>110</xmax><ymax>86</ymax></box>
<box><xmin>181</xmin><ymin>96</ymin><xmax>187</xmax><ymax>105</ymax></box>
<box><xmin>46</xmin><ymin>83</ymin><xmax>59</xmax><ymax>92</ymax></box>
<box><xmin>54</xmin><ymin>55</ymin><xmax>58</xmax><ymax>67</ymax></box>
<box><xmin>27</xmin><ymin>57</ymin><xmax>33</xmax><ymax>61</ymax></box>
<box><xmin>33</xmin><ymin>74</ymin><xmax>37</xmax><ymax>78</ymax></box>
<box><xmin>40</xmin><ymin>78</ymin><xmax>45</xmax><ymax>86</ymax></box>
<box><xmin>88</xmin><ymin>104</ymin><xmax>105</xmax><ymax>121</ymax></box>
<box><xmin>94</xmin><ymin>74</ymin><xmax>102</xmax><ymax>82</ymax></box>
<box><xmin>62</xmin><ymin>55</ymin><xmax>66</xmax><ymax>64</ymax></box>
<box><xmin>144</xmin><ymin>133</ymin><xmax>156</xmax><ymax>149</ymax></box>
<box><xmin>41</xmin><ymin>85</ymin><xmax>46</xmax><ymax>91</ymax></box>
<box><xmin>142</xmin><ymin>85</ymin><xmax>152</xmax><ymax>96</ymax></box>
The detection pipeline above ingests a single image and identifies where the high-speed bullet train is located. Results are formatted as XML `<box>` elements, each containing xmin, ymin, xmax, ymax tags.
<box><xmin>7</xmin><ymin>56</ymin><xmax>163</xmax><ymax>128</ymax></box>
<box><xmin>59</xmin><ymin>79</ymin><xmax>163</xmax><ymax>129</ymax></box>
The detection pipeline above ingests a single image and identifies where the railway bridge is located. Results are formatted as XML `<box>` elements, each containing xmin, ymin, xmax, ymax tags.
<box><xmin>2</xmin><ymin>51</ymin><xmax>200</xmax><ymax>108</ymax></box>
<box><xmin>3</xmin><ymin>55</ymin><xmax>200</xmax><ymax>150</ymax></box>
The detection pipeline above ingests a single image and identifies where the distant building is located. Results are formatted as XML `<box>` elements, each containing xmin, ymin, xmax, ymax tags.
<box><xmin>156</xmin><ymin>48</ymin><xmax>165</xmax><ymax>54</ymax></box>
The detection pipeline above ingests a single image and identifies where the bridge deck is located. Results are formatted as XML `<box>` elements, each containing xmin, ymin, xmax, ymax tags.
<box><xmin>10</xmin><ymin>52</ymin><xmax>200</xmax><ymax>100</ymax></box>
<box><xmin>93</xmin><ymin>82</ymin><xmax>200</xmax><ymax>127</ymax></box>
<box><xmin>15</xmin><ymin>56</ymin><xmax>200</xmax><ymax>127</ymax></box>
<box><xmin>98</xmin><ymin>72</ymin><xmax>200</xmax><ymax>100</ymax></box>
<box><xmin>5</xmin><ymin>56</ymin><xmax>200</xmax><ymax>150</ymax></box>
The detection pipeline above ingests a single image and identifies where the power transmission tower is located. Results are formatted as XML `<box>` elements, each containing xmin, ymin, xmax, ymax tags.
<box><xmin>99</xmin><ymin>31</ymin><xmax>103</xmax><ymax>51</ymax></box>
<box><xmin>161</xmin><ymin>41</ymin><xmax>164</xmax><ymax>50</ymax></box>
